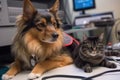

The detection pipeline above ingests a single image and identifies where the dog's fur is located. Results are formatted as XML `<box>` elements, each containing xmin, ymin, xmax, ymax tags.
<box><xmin>2</xmin><ymin>0</ymin><xmax>73</xmax><ymax>79</ymax></box>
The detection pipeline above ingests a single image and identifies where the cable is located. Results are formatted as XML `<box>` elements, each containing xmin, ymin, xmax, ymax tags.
<box><xmin>85</xmin><ymin>69</ymin><xmax>120</xmax><ymax>80</ymax></box>
<box><xmin>61</xmin><ymin>0</ymin><xmax>73</xmax><ymax>25</ymax></box>
<box><xmin>41</xmin><ymin>69</ymin><xmax>120</xmax><ymax>80</ymax></box>
<box><xmin>105</xmin><ymin>18</ymin><xmax>120</xmax><ymax>45</ymax></box>
<box><xmin>42</xmin><ymin>75</ymin><xmax>87</xmax><ymax>80</ymax></box>
<box><xmin>105</xmin><ymin>24</ymin><xmax>113</xmax><ymax>45</ymax></box>
<box><xmin>114</xmin><ymin>19</ymin><xmax>120</xmax><ymax>41</ymax></box>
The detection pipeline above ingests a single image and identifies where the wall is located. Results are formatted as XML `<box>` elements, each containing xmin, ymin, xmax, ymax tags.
<box><xmin>66</xmin><ymin>0</ymin><xmax>120</xmax><ymax>24</ymax></box>
<box><xmin>0</xmin><ymin>27</ymin><xmax>17</xmax><ymax>46</ymax></box>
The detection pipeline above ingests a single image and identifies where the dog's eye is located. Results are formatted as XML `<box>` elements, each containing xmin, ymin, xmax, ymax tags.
<box><xmin>35</xmin><ymin>23</ymin><xmax>44</xmax><ymax>31</ymax></box>
<box><xmin>53</xmin><ymin>22</ymin><xmax>56</xmax><ymax>25</ymax></box>
<box><xmin>39</xmin><ymin>23</ymin><xmax>46</xmax><ymax>27</ymax></box>
<box><xmin>52</xmin><ymin>22</ymin><xmax>56</xmax><ymax>26</ymax></box>
<box><xmin>36</xmin><ymin>22</ymin><xmax>46</xmax><ymax>27</ymax></box>
<box><xmin>36</xmin><ymin>26</ymin><xmax>43</xmax><ymax>32</ymax></box>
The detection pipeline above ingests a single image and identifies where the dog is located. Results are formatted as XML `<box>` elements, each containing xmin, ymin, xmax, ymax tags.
<box><xmin>2</xmin><ymin>0</ymin><xmax>73</xmax><ymax>79</ymax></box>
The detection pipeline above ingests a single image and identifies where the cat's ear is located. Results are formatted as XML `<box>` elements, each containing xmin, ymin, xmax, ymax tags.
<box><xmin>83</xmin><ymin>33</ymin><xmax>88</xmax><ymax>41</ymax></box>
<box><xmin>99</xmin><ymin>33</ymin><xmax>104</xmax><ymax>41</ymax></box>
<box><xmin>23</xmin><ymin>0</ymin><xmax>37</xmax><ymax>21</ymax></box>
<box><xmin>49</xmin><ymin>0</ymin><xmax>59</xmax><ymax>15</ymax></box>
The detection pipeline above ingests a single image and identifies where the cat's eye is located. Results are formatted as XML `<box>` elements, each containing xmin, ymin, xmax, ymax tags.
<box><xmin>88</xmin><ymin>46</ymin><xmax>92</xmax><ymax>49</ymax></box>
<box><xmin>97</xmin><ymin>46</ymin><xmax>100</xmax><ymax>48</ymax></box>
<box><xmin>97</xmin><ymin>46</ymin><xmax>104</xmax><ymax>50</ymax></box>
<box><xmin>98</xmin><ymin>43</ymin><xmax>103</xmax><ymax>46</ymax></box>
<box><xmin>89</xmin><ymin>49</ymin><xmax>93</xmax><ymax>52</ymax></box>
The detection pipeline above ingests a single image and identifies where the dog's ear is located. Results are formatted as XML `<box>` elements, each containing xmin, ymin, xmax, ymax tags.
<box><xmin>49</xmin><ymin>0</ymin><xmax>59</xmax><ymax>15</ymax></box>
<box><xmin>49</xmin><ymin>0</ymin><xmax>62</xmax><ymax>27</ymax></box>
<box><xmin>23</xmin><ymin>0</ymin><xmax>36</xmax><ymax>21</ymax></box>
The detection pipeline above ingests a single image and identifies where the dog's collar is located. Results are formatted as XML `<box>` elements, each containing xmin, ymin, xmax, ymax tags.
<box><xmin>30</xmin><ymin>54</ymin><xmax>39</xmax><ymax>67</ymax></box>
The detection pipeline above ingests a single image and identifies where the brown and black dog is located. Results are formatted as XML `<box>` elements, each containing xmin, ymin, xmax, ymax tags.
<box><xmin>2</xmin><ymin>0</ymin><xmax>73</xmax><ymax>79</ymax></box>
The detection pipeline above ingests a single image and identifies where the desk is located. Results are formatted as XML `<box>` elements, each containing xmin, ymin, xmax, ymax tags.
<box><xmin>64</xmin><ymin>26</ymin><xmax>112</xmax><ymax>45</ymax></box>
<box><xmin>64</xmin><ymin>27</ymin><xmax>98</xmax><ymax>41</ymax></box>
<box><xmin>64</xmin><ymin>27</ymin><xmax>98</xmax><ymax>34</ymax></box>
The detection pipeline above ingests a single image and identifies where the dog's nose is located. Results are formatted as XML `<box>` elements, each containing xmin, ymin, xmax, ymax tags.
<box><xmin>52</xmin><ymin>32</ymin><xmax>59</xmax><ymax>39</ymax></box>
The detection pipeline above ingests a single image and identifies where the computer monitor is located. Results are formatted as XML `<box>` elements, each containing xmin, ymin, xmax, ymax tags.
<box><xmin>73</xmin><ymin>0</ymin><xmax>96</xmax><ymax>14</ymax></box>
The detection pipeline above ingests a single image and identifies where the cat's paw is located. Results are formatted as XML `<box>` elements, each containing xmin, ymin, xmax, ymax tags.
<box><xmin>2</xmin><ymin>74</ymin><xmax>14</xmax><ymax>80</ymax></box>
<box><xmin>108</xmin><ymin>62</ymin><xmax>117</xmax><ymax>68</ymax></box>
<box><xmin>84</xmin><ymin>66</ymin><xmax>92</xmax><ymax>73</ymax></box>
<box><xmin>83</xmin><ymin>64</ymin><xmax>92</xmax><ymax>73</ymax></box>
<box><xmin>28</xmin><ymin>73</ymin><xmax>41</xmax><ymax>80</ymax></box>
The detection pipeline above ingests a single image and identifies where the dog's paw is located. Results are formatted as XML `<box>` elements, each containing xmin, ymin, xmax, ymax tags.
<box><xmin>2</xmin><ymin>74</ymin><xmax>14</xmax><ymax>80</ymax></box>
<box><xmin>28</xmin><ymin>73</ymin><xmax>41</xmax><ymax>80</ymax></box>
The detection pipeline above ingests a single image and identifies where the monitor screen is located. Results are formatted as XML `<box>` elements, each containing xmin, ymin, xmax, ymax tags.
<box><xmin>73</xmin><ymin>0</ymin><xmax>95</xmax><ymax>11</ymax></box>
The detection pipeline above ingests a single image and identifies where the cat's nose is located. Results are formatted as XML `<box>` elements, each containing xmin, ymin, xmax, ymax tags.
<box><xmin>93</xmin><ymin>48</ymin><xmax>96</xmax><ymax>50</ymax></box>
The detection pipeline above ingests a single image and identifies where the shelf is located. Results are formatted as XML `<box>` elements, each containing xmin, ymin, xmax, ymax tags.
<box><xmin>0</xmin><ymin>23</ymin><xmax>15</xmax><ymax>27</ymax></box>
<box><xmin>64</xmin><ymin>27</ymin><xmax>98</xmax><ymax>34</ymax></box>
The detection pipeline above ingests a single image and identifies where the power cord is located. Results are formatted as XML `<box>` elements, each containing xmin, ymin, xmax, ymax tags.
<box><xmin>61</xmin><ymin>0</ymin><xmax>73</xmax><ymax>25</ymax></box>
<box><xmin>114</xmin><ymin>18</ymin><xmax>120</xmax><ymax>41</ymax></box>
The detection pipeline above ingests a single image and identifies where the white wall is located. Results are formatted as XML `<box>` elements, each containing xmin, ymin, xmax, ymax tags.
<box><xmin>66</xmin><ymin>0</ymin><xmax>120</xmax><ymax>23</ymax></box>
<box><xmin>0</xmin><ymin>27</ymin><xmax>17</xmax><ymax>46</ymax></box>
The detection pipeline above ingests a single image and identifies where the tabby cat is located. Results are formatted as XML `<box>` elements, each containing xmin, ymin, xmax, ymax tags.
<box><xmin>72</xmin><ymin>33</ymin><xmax>117</xmax><ymax>73</ymax></box>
